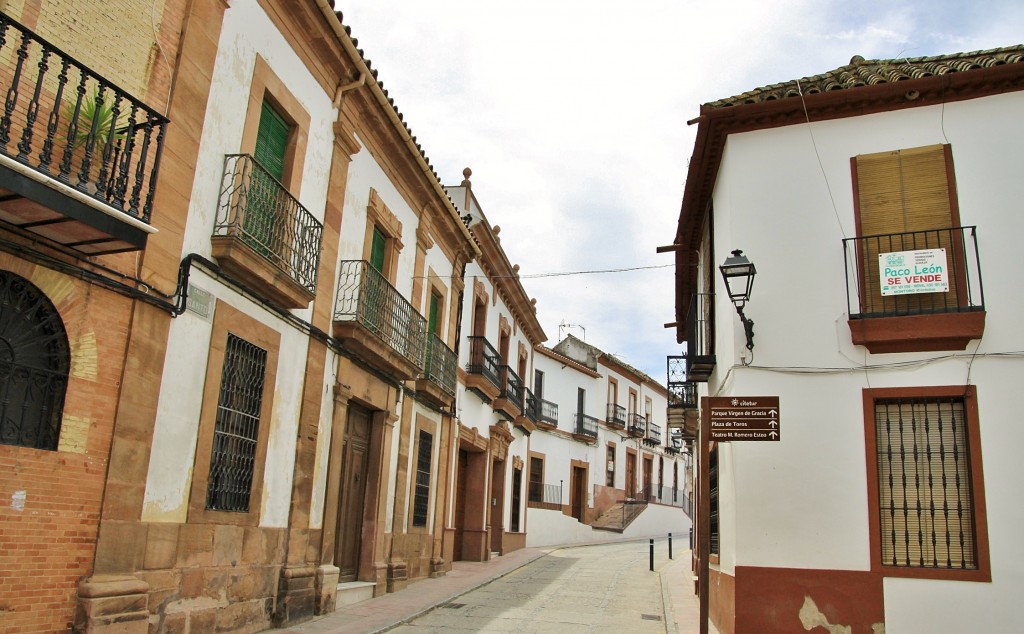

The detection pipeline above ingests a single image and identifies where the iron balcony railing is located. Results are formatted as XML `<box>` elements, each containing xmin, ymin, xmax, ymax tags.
<box><xmin>424</xmin><ymin>333</ymin><xmax>457</xmax><ymax>397</ymax></box>
<box><xmin>539</xmin><ymin>398</ymin><xmax>558</xmax><ymax>427</ymax></box>
<box><xmin>467</xmin><ymin>336</ymin><xmax>501</xmax><ymax>390</ymax></box>
<box><xmin>606</xmin><ymin>403</ymin><xmax>626</xmax><ymax>429</ymax></box>
<box><xmin>499</xmin><ymin>365</ymin><xmax>524</xmax><ymax>407</ymax></box>
<box><xmin>843</xmin><ymin>226</ymin><xmax>984</xmax><ymax>319</ymax></box>
<box><xmin>646</xmin><ymin>421</ymin><xmax>662</xmax><ymax>444</ymax></box>
<box><xmin>628</xmin><ymin>413</ymin><xmax>646</xmax><ymax>436</ymax></box>
<box><xmin>667</xmin><ymin>356</ymin><xmax>698</xmax><ymax>409</ymax></box>
<box><xmin>215</xmin><ymin>154</ymin><xmax>322</xmax><ymax>293</ymax></box>
<box><xmin>574</xmin><ymin>413</ymin><xmax>598</xmax><ymax>439</ymax></box>
<box><xmin>0</xmin><ymin>13</ymin><xmax>168</xmax><ymax>222</ymax></box>
<box><xmin>524</xmin><ymin>388</ymin><xmax>540</xmax><ymax>422</ymax></box>
<box><xmin>334</xmin><ymin>260</ymin><xmax>426</xmax><ymax>370</ymax></box>
<box><xmin>684</xmin><ymin>292</ymin><xmax>715</xmax><ymax>381</ymax></box>
<box><xmin>527</xmin><ymin>481</ymin><xmax>562</xmax><ymax>507</ymax></box>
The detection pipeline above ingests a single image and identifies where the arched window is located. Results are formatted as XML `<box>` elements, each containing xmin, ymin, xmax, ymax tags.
<box><xmin>0</xmin><ymin>270</ymin><xmax>70</xmax><ymax>451</ymax></box>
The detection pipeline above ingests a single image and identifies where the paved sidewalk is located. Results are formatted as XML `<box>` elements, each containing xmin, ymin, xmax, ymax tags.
<box><xmin>279</xmin><ymin>539</ymin><xmax>716</xmax><ymax>633</ymax></box>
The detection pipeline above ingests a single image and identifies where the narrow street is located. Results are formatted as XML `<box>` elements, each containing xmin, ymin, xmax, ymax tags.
<box><xmin>285</xmin><ymin>539</ymin><xmax>715</xmax><ymax>634</ymax></box>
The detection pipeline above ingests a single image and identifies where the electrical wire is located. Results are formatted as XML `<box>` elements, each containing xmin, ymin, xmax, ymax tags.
<box><xmin>795</xmin><ymin>78</ymin><xmax>847</xmax><ymax>240</ymax></box>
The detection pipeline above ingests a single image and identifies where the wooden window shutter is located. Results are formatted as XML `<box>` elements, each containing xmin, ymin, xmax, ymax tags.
<box><xmin>852</xmin><ymin>145</ymin><xmax>965</xmax><ymax>316</ymax></box>
<box><xmin>855</xmin><ymin>144</ymin><xmax>953</xmax><ymax>236</ymax></box>
<box><xmin>255</xmin><ymin>100</ymin><xmax>289</xmax><ymax>182</ymax></box>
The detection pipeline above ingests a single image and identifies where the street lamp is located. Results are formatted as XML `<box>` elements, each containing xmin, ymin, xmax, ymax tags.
<box><xmin>719</xmin><ymin>249</ymin><xmax>756</xmax><ymax>351</ymax></box>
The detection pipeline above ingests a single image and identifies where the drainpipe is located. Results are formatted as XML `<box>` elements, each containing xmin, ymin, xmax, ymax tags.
<box><xmin>333</xmin><ymin>71</ymin><xmax>365</xmax><ymax>110</ymax></box>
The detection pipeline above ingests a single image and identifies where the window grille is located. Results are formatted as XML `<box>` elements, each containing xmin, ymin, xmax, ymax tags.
<box><xmin>874</xmin><ymin>397</ymin><xmax>976</xmax><ymax>569</ymax></box>
<box><xmin>206</xmin><ymin>333</ymin><xmax>267</xmax><ymax>513</ymax></box>
<box><xmin>412</xmin><ymin>430</ymin><xmax>433</xmax><ymax>527</ymax></box>
<box><xmin>0</xmin><ymin>271</ymin><xmax>70</xmax><ymax>451</ymax></box>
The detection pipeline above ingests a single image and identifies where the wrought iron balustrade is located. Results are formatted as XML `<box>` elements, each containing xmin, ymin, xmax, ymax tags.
<box><xmin>499</xmin><ymin>365</ymin><xmax>524</xmax><ymax>407</ymax></box>
<box><xmin>524</xmin><ymin>388</ymin><xmax>540</xmax><ymax>422</ymax></box>
<box><xmin>843</xmin><ymin>226</ymin><xmax>984</xmax><ymax>318</ymax></box>
<box><xmin>646</xmin><ymin>421</ymin><xmax>662</xmax><ymax>444</ymax></box>
<box><xmin>539</xmin><ymin>398</ymin><xmax>558</xmax><ymax>427</ymax></box>
<box><xmin>527</xmin><ymin>481</ymin><xmax>562</xmax><ymax>508</ymax></box>
<box><xmin>606</xmin><ymin>403</ymin><xmax>626</xmax><ymax>429</ymax></box>
<box><xmin>667</xmin><ymin>356</ymin><xmax>698</xmax><ymax>409</ymax></box>
<box><xmin>466</xmin><ymin>336</ymin><xmax>500</xmax><ymax>390</ymax></box>
<box><xmin>334</xmin><ymin>260</ymin><xmax>426</xmax><ymax>370</ymax></box>
<box><xmin>628</xmin><ymin>413</ymin><xmax>646</xmax><ymax>436</ymax></box>
<box><xmin>424</xmin><ymin>333</ymin><xmax>457</xmax><ymax>396</ymax></box>
<box><xmin>684</xmin><ymin>292</ymin><xmax>716</xmax><ymax>381</ymax></box>
<box><xmin>0</xmin><ymin>13</ymin><xmax>167</xmax><ymax>222</ymax></box>
<box><xmin>574</xmin><ymin>412</ymin><xmax>598</xmax><ymax>439</ymax></box>
<box><xmin>215</xmin><ymin>154</ymin><xmax>322</xmax><ymax>293</ymax></box>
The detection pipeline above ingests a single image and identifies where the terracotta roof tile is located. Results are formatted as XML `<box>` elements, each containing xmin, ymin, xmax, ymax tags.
<box><xmin>706</xmin><ymin>45</ymin><xmax>1024</xmax><ymax>108</ymax></box>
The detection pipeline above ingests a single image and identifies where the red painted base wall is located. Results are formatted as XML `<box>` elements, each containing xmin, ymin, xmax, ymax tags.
<box><xmin>733</xmin><ymin>566</ymin><xmax>884</xmax><ymax>634</ymax></box>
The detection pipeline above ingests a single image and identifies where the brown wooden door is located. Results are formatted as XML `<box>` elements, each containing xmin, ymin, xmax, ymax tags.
<box><xmin>490</xmin><ymin>459</ymin><xmax>505</xmax><ymax>553</ymax></box>
<box><xmin>336</xmin><ymin>405</ymin><xmax>371</xmax><ymax>582</ymax></box>
<box><xmin>453</xmin><ymin>449</ymin><xmax>468</xmax><ymax>561</ymax></box>
<box><xmin>643</xmin><ymin>457</ymin><xmax>653</xmax><ymax>499</ymax></box>
<box><xmin>570</xmin><ymin>466</ymin><xmax>585</xmax><ymax>521</ymax></box>
<box><xmin>626</xmin><ymin>453</ymin><xmax>637</xmax><ymax>498</ymax></box>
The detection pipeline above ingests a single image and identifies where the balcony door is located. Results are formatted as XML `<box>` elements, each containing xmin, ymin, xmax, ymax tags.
<box><xmin>853</xmin><ymin>144</ymin><xmax>964</xmax><ymax>315</ymax></box>
<box><xmin>247</xmin><ymin>100</ymin><xmax>289</xmax><ymax>253</ymax></box>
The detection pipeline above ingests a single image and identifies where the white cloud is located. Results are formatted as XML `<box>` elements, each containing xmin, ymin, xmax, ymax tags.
<box><xmin>339</xmin><ymin>0</ymin><xmax>1018</xmax><ymax>379</ymax></box>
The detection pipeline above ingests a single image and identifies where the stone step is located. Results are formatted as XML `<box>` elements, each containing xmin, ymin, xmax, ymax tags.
<box><xmin>336</xmin><ymin>580</ymin><xmax>376</xmax><ymax>608</ymax></box>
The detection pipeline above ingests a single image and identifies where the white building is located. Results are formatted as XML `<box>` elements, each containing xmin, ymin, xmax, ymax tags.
<box><xmin>672</xmin><ymin>47</ymin><xmax>1024</xmax><ymax>633</ymax></box>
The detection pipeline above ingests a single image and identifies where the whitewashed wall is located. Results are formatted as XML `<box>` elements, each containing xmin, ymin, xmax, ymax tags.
<box><xmin>706</xmin><ymin>90</ymin><xmax>1024</xmax><ymax>629</ymax></box>
<box><xmin>142</xmin><ymin>0</ymin><xmax>336</xmax><ymax>526</ymax></box>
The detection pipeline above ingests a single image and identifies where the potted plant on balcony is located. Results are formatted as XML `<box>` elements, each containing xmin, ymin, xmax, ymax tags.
<box><xmin>61</xmin><ymin>87</ymin><xmax>126</xmax><ymax>194</ymax></box>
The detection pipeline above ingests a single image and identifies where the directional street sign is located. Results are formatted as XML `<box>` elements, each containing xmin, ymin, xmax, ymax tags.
<box><xmin>707</xmin><ymin>396</ymin><xmax>780</xmax><ymax>442</ymax></box>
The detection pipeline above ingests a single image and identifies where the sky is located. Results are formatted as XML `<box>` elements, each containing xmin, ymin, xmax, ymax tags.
<box><xmin>340</xmin><ymin>0</ymin><xmax>1023</xmax><ymax>381</ymax></box>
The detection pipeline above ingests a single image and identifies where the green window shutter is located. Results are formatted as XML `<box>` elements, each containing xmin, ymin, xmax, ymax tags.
<box><xmin>255</xmin><ymin>101</ymin><xmax>289</xmax><ymax>182</ymax></box>
<box><xmin>370</xmin><ymin>227</ymin><xmax>386</xmax><ymax>272</ymax></box>
<box><xmin>428</xmin><ymin>292</ymin><xmax>440</xmax><ymax>336</ymax></box>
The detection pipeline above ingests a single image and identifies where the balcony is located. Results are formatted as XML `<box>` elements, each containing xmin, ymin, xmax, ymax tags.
<box><xmin>212</xmin><ymin>154</ymin><xmax>322</xmax><ymax>308</ymax></box>
<box><xmin>628</xmin><ymin>413</ymin><xmax>646</xmax><ymax>438</ymax></box>
<box><xmin>527</xmin><ymin>480</ymin><xmax>562</xmax><ymax>511</ymax></box>
<box><xmin>516</xmin><ymin>387</ymin><xmax>539</xmax><ymax>434</ymax></box>
<box><xmin>537</xmin><ymin>398</ymin><xmax>558</xmax><ymax>430</ymax></box>
<box><xmin>333</xmin><ymin>260</ymin><xmax>426</xmax><ymax>380</ymax></box>
<box><xmin>493</xmin><ymin>365</ymin><xmax>524</xmax><ymax>422</ymax></box>
<box><xmin>644</xmin><ymin>421</ymin><xmax>662</xmax><ymax>446</ymax></box>
<box><xmin>416</xmin><ymin>333</ymin><xmax>457</xmax><ymax>408</ymax></box>
<box><xmin>0</xmin><ymin>13</ymin><xmax>168</xmax><ymax>254</ymax></box>
<box><xmin>465</xmin><ymin>336</ymin><xmax>501</xmax><ymax>402</ymax></box>
<box><xmin>843</xmin><ymin>226</ymin><xmax>985</xmax><ymax>353</ymax></box>
<box><xmin>573</xmin><ymin>413</ymin><xmax>598</xmax><ymax>442</ymax></box>
<box><xmin>666</xmin><ymin>356</ymin><xmax>698</xmax><ymax>409</ymax></box>
<box><xmin>683</xmin><ymin>292</ymin><xmax>716</xmax><ymax>381</ymax></box>
<box><xmin>606</xmin><ymin>403</ymin><xmax>626</xmax><ymax>430</ymax></box>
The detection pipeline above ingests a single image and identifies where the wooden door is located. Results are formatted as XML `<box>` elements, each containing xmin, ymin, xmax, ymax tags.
<box><xmin>490</xmin><ymin>459</ymin><xmax>505</xmax><ymax>553</ymax></box>
<box><xmin>643</xmin><ymin>457</ymin><xmax>653</xmax><ymax>499</ymax></box>
<box><xmin>453</xmin><ymin>449</ymin><xmax>468</xmax><ymax>560</ymax></box>
<box><xmin>570</xmin><ymin>466</ymin><xmax>585</xmax><ymax>521</ymax></box>
<box><xmin>626</xmin><ymin>453</ymin><xmax>637</xmax><ymax>498</ymax></box>
<box><xmin>335</xmin><ymin>405</ymin><xmax>371</xmax><ymax>582</ymax></box>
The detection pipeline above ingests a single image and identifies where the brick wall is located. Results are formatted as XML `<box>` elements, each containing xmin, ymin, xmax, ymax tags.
<box><xmin>0</xmin><ymin>258</ymin><xmax>132</xmax><ymax>634</ymax></box>
<box><xmin>0</xmin><ymin>0</ymin><xmax>169</xmax><ymax>101</ymax></box>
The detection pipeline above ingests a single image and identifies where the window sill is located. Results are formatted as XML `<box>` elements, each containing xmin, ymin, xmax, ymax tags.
<box><xmin>849</xmin><ymin>311</ymin><xmax>985</xmax><ymax>353</ymax></box>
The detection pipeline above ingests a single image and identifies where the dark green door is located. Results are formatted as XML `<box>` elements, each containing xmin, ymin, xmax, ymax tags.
<box><xmin>246</xmin><ymin>101</ymin><xmax>289</xmax><ymax>255</ymax></box>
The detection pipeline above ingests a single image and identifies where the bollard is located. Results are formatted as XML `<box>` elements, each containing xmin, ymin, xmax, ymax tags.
<box><xmin>649</xmin><ymin>538</ymin><xmax>654</xmax><ymax>571</ymax></box>
<box><xmin>669</xmin><ymin>532</ymin><xmax>673</xmax><ymax>560</ymax></box>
